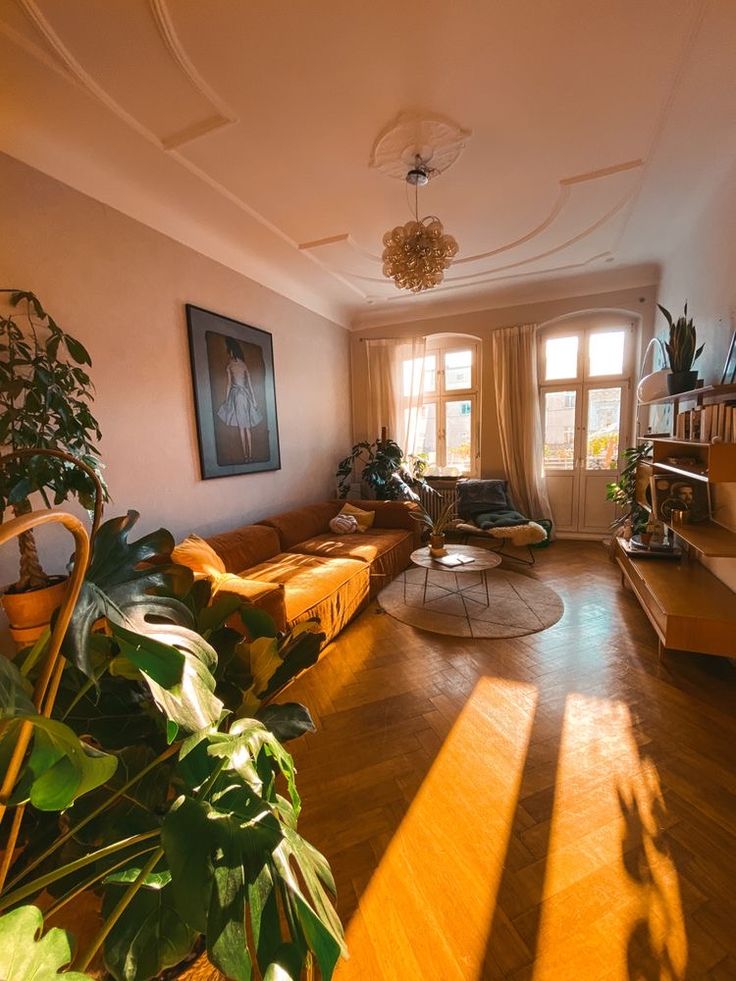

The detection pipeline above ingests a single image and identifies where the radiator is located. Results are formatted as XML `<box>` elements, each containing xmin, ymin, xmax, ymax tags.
<box><xmin>420</xmin><ymin>480</ymin><xmax>458</xmax><ymax>521</ymax></box>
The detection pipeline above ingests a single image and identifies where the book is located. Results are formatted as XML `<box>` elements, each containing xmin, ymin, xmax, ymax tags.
<box><xmin>434</xmin><ymin>553</ymin><xmax>475</xmax><ymax>567</ymax></box>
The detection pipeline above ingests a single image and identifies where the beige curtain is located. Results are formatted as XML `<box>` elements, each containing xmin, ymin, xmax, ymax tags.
<box><xmin>365</xmin><ymin>336</ymin><xmax>426</xmax><ymax>452</ymax></box>
<box><xmin>491</xmin><ymin>324</ymin><xmax>552</xmax><ymax>521</ymax></box>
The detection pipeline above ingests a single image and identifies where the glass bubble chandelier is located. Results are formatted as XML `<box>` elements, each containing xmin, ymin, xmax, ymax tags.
<box><xmin>381</xmin><ymin>156</ymin><xmax>459</xmax><ymax>293</ymax></box>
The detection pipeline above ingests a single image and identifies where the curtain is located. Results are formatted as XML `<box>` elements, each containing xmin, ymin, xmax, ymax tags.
<box><xmin>491</xmin><ymin>324</ymin><xmax>553</xmax><ymax>521</ymax></box>
<box><xmin>365</xmin><ymin>336</ymin><xmax>426</xmax><ymax>453</ymax></box>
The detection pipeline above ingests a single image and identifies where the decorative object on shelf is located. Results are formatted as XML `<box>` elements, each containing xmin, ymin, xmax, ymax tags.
<box><xmin>637</xmin><ymin>336</ymin><xmax>670</xmax><ymax>403</ymax></box>
<box><xmin>606</xmin><ymin>443</ymin><xmax>652</xmax><ymax>538</ymax></box>
<box><xmin>658</xmin><ymin>301</ymin><xmax>705</xmax><ymax>395</ymax></box>
<box><xmin>720</xmin><ymin>330</ymin><xmax>736</xmax><ymax>384</ymax></box>
<box><xmin>618</xmin><ymin>536</ymin><xmax>682</xmax><ymax>560</ymax></box>
<box><xmin>336</xmin><ymin>434</ymin><xmax>436</xmax><ymax>500</ymax></box>
<box><xmin>0</xmin><ymin>289</ymin><xmax>108</xmax><ymax>646</ymax></box>
<box><xmin>662</xmin><ymin>456</ymin><xmax>707</xmax><ymax>475</ymax></box>
<box><xmin>651</xmin><ymin>474</ymin><xmax>711</xmax><ymax>524</ymax></box>
<box><xmin>187</xmin><ymin>304</ymin><xmax>281</xmax><ymax>479</ymax></box>
<box><xmin>381</xmin><ymin>155</ymin><xmax>459</xmax><ymax>292</ymax></box>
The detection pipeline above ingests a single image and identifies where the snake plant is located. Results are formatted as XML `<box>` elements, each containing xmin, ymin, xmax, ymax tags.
<box><xmin>658</xmin><ymin>301</ymin><xmax>704</xmax><ymax>373</ymax></box>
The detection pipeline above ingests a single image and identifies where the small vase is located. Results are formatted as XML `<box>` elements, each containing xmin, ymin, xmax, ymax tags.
<box><xmin>666</xmin><ymin>370</ymin><xmax>698</xmax><ymax>396</ymax></box>
<box><xmin>429</xmin><ymin>533</ymin><xmax>447</xmax><ymax>558</ymax></box>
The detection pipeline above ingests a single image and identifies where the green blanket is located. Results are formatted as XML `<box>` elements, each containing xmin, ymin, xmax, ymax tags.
<box><xmin>474</xmin><ymin>508</ymin><xmax>529</xmax><ymax>529</ymax></box>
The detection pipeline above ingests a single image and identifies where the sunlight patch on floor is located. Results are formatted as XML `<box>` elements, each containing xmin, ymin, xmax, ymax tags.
<box><xmin>530</xmin><ymin>694</ymin><xmax>687</xmax><ymax>981</ymax></box>
<box><xmin>336</xmin><ymin>676</ymin><xmax>538</xmax><ymax>981</ymax></box>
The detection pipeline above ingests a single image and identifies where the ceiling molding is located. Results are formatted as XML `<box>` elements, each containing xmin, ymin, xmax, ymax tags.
<box><xmin>369</xmin><ymin>110</ymin><xmax>472</xmax><ymax>179</ymax></box>
<box><xmin>300</xmin><ymin>161</ymin><xmax>641</xmax><ymax>300</ymax></box>
<box><xmin>17</xmin><ymin>0</ymin><xmax>236</xmax><ymax>150</ymax></box>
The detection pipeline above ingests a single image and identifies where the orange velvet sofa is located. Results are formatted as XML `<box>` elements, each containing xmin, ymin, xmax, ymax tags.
<box><xmin>190</xmin><ymin>500</ymin><xmax>420</xmax><ymax>644</ymax></box>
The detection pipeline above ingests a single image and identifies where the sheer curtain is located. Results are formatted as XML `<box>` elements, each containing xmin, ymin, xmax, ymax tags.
<box><xmin>491</xmin><ymin>324</ymin><xmax>552</xmax><ymax>521</ymax></box>
<box><xmin>365</xmin><ymin>336</ymin><xmax>426</xmax><ymax>451</ymax></box>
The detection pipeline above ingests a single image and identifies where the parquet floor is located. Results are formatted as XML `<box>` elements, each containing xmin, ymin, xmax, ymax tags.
<box><xmin>282</xmin><ymin>541</ymin><xmax>736</xmax><ymax>980</ymax></box>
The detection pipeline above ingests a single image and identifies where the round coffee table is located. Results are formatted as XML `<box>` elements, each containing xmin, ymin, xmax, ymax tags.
<box><xmin>409</xmin><ymin>544</ymin><xmax>502</xmax><ymax>608</ymax></box>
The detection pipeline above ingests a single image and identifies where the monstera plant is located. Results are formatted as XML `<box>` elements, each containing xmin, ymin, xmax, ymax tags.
<box><xmin>336</xmin><ymin>436</ymin><xmax>434</xmax><ymax>501</ymax></box>
<box><xmin>0</xmin><ymin>510</ymin><xmax>345</xmax><ymax>980</ymax></box>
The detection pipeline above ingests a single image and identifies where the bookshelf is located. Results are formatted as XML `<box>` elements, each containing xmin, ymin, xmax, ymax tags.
<box><xmin>620</xmin><ymin>387</ymin><xmax>736</xmax><ymax>656</ymax></box>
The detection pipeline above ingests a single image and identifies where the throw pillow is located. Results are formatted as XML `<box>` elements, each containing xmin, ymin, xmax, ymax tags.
<box><xmin>329</xmin><ymin>514</ymin><xmax>359</xmax><ymax>534</ymax></box>
<box><xmin>339</xmin><ymin>502</ymin><xmax>376</xmax><ymax>532</ymax></box>
<box><xmin>172</xmin><ymin>534</ymin><xmax>226</xmax><ymax>579</ymax></box>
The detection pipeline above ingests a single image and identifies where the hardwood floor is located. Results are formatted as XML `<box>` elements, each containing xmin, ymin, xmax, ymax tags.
<box><xmin>282</xmin><ymin>541</ymin><xmax>736</xmax><ymax>980</ymax></box>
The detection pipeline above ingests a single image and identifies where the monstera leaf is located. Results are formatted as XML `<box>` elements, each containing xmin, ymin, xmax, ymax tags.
<box><xmin>0</xmin><ymin>905</ymin><xmax>93</xmax><ymax>980</ymax></box>
<box><xmin>102</xmin><ymin>871</ymin><xmax>198</xmax><ymax>981</ymax></box>
<box><xmin>0</xmin><ymin>655</ymin><xmax>36</xmax><ymax>718</ymax></box>
<box><xmin>7</xmin><ymin>714</ymin><xmax>118</xmax><ymax>811</ymax></box>
<box><xmin>62</xmin><ymin>511</ymin><xmax>194</xmax><ymax>677</ymax></box>
<box><xmin>161</xmin><ymin>719</ymin><xmax>346</xmax><ymax>981</ymax></box>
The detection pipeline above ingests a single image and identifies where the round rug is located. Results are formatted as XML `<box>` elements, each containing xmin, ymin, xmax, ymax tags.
<box><xmin>378</xmin><ymin>566</ymin><xmax>564</xmax><ymax>638</ymax></box>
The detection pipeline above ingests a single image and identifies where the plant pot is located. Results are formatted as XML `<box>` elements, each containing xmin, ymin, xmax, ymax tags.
<box><xmin>429</xmin><ymin>533</ymin><xmax>447</xmax><ymax>557</ymax></box>
<box><xmin>666</xmin><ymin>370</ymin><xmax>698</xmax><ymax>395</ymax></box>
<box><xmin>1</xmin><ymin>577</ymin><xmax>68</xmax><ymax>650</ymax></box>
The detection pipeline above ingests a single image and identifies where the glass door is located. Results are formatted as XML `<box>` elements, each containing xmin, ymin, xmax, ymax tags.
<box><xmin>540</xmin><ymin>324</ymin><xmax>633</xmax><ymax>535</ymax></box>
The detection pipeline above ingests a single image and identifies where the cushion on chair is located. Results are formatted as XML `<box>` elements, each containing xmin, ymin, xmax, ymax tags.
<box><xmin>456</xmin><ymin>479</ymin><xmax>514</xmax><ymax>520</ymax></box>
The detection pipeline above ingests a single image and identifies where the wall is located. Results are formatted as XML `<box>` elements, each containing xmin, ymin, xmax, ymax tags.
<box><xmin>352</xmin><ymin>286</ymin><xmax>657</xmax><ymax>477</ymax></box>
<box><xmin>655</xmin><ymin>157</ymin><xmax>736</xmax><ymax>589</ymax></box>
<box><xmin>0</xmin><ymin>153</ymin><xmax>351</xmax><ymax>595</ymax></box>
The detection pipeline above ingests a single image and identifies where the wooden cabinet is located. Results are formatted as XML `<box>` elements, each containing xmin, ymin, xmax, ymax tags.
<box><xmin>614</xmin><ymin>538</ymin><xmax>736</xmax><ymax>658</ymax></box>
<box><xmin>620</xmin><ymin>385</ymin><xmax>736</xmax><ymax>657</ymax></box>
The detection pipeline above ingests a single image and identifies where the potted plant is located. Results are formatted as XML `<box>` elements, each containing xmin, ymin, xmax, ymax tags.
<box><xmin>336</xmin><ymin>436</ymin><xmax>436</xmax><ymax>501</ymax></box>
<box><xmin>0</xmin><ymin>290</ymin><xmax>107</xmax><ymax>645</ymax></box>
<box><xmin>410</xmin><ymin>498</ymin><xmax>456</xmax><ymax>556</ymax></box>
<box><xmin>658</xmin><ymin>301</ymin><xmax>705</xmax><ymax>395</ymax></box>
<box><xmin>606</xmin><ymin>443</ymin><xmax>652</xmax><ymax>540</ymax></box>
<box><xmin>0</xmin><ymin>508</ymin><xmax>345</xmax><ymax>980</ymax></box>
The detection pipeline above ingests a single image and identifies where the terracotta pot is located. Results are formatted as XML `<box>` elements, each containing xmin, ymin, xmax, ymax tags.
<box><xmin>429</xmin><ymin>533</ymin><xmax>447</xmax><ymax>557</ymax></box>
<box><xmin>1</xmin><ymin>577</ymin><xmax>69</xmax><ymax>650</ymax></box>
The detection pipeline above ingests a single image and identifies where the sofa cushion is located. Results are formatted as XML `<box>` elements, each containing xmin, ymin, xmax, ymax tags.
<box><xmin>289</xmin><ymin>529</ymin><xmax>415</xmax><ymax>599</ymax></box>
<box><xmin>259</xmin><ymin>503</ymin><xmax>341</xmax><ymax>550</ymax></box>
<box><xmin>206</xmin><ymin>524</ymin><xmax>281</xmax><ymax>573</ymax></box>
<box><xmin>172</xmin><ymin>534</ymin><xmax>226</xmax><ymax>578</ymax></box>
<box><xmin>338</xmin><ymin>502</ymin><xmax>376</xmax><ymax>532</ymax></box>
<box><xmin>240</xmin><ymin>551</ymin><xmax>368</xmax><ymax>632</ymax></box>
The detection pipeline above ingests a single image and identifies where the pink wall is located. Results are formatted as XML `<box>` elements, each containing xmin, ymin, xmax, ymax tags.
<box><xmin>0</xmin><ymin>153</ymin><xmax>351</xmax><ymax>597</ymax></box>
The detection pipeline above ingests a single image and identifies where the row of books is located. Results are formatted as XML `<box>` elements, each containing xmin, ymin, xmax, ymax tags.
<box><xmin>674</xmin><ymin>402</ymin><xmax>736</xmax><ymax>442</ymax></box>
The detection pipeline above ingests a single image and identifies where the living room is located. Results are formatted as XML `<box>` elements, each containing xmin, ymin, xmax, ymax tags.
<box><xmin>0</xmin><ymin>3</ymin><xmax>735</xmax><ymax>980</ymax></box>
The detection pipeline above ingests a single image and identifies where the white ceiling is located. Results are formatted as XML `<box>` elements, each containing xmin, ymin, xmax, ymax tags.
<box><xmin>1</xmin><ymin>0</ymin><xmax>735</xmax><ymax>329</ymax></box>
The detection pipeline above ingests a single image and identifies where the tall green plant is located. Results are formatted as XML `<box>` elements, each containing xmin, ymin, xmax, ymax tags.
<box><xmin>657</xmin><ymin>301</ymin><xmax>704</xmax><ymax>373</ymax></box>
<box><xmin>0</xmin><ymin>511</ymin><xmax>344</xmax><ymax>980</ymax></box>
<box><xmin>336</xmin><ymin>437</ymin><xmax>435</xmax><ymax>501</ymax></box>
<box><xmin>606</xmin><ymin>443</ymin><xmax>651</xmax><ymax>534</ymax></box>
<box><xmin>0</xmin><ymin>290</ymin><xmax>108</xmax><ymax>591</ymax></box>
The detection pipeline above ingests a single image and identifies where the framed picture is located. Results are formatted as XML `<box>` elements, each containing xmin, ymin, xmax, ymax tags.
<box><xmin>650</xmin><ymin>474</ymin><xmax>710</xmax><ymax>524</ymax></box>
<box><xmin>720</xmin><ymin>331</ymin><xmax>736</xmax><ymax>384</ymax></box>
<box><xmin>186</xmin><ymin>304</ymin><xmax>281</xmax><ymax>479</ymax></box>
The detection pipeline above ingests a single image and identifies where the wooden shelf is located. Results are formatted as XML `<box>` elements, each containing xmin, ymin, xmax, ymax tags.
<box><xmin>651</xmin><ymin>438</ymin><xmax>736</xmax><ymax>482</ymax></box>
<box><xmin>639</xmin><ymin>383</ymin><xmax>736</xmax><ymax>407</ymax></box>
<box><xmin>666</xmin><ymin>520</ymin><xmax>736</xmax><ymax>557</ymax></box>
<box><xmin>614</xmin><ymin>538</ymin><xmax>736</xmax><ymax>657</ymax></box>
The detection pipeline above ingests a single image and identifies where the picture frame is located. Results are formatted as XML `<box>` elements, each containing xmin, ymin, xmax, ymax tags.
<box><xmin>720</xmin><ymin>330</ymin><xmax>736</xmax><ymax>385</ymax></box>
<box><xmin>650</xmin><ymin>473</ymin><xmax>710</xmax><ymax>524</ymax></box>
<box><xmin>186</xmin><ymin>304</ymin><xmax>281</xmax><ymax>480</ymax></box>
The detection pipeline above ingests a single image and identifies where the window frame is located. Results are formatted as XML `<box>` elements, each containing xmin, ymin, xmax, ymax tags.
<box><xmin>401</xmin><ymin>337</ymin><xmax>480</xmax><ymax>476</ymax></box>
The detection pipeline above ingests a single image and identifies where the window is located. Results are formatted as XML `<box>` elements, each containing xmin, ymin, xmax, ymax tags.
<box><xmin>402</xmin><ymin>339</ymin><xmax>479</xmax><ymax>475</ymax></box>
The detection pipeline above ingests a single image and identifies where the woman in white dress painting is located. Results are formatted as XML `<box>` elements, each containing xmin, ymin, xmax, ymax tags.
<box><xmin>217</xmin><ymin>337</ymin><xmax>262</xmax><ymax>462</ymax></box>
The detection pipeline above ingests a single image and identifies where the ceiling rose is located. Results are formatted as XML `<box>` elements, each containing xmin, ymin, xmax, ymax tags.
<box><xmin>370</xmin><ymin>110</ymin><xmax>471</xmax><ymax>180</ymax></box>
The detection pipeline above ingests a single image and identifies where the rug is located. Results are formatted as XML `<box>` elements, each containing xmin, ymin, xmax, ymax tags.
<box><xmin>377</xmin><ymin>566</ymin><xmax>564</xmax><ymax>638</ymax></box>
